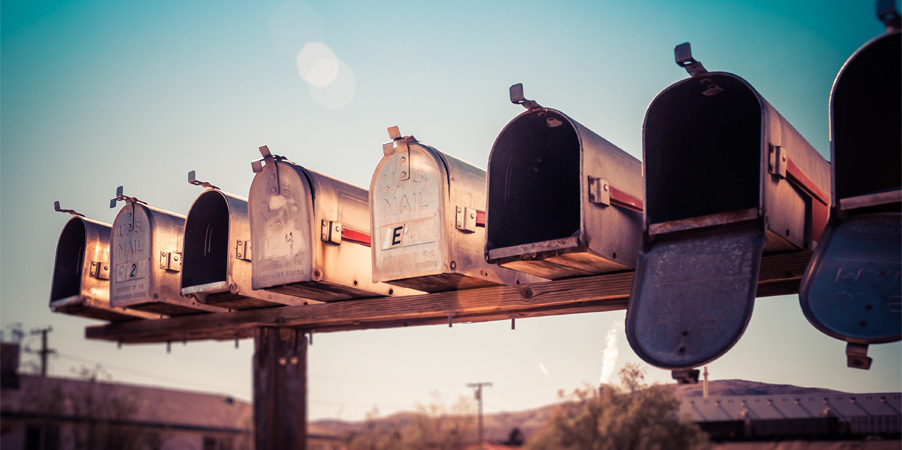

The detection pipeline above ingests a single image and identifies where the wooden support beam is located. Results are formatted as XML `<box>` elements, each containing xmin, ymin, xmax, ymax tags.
<box><xmin>254</xmin><ymin>328</ymin><xmax>307</xmax><ymax>450</ymax></box>
<box><xmin>84</xmin><ymin>251</ymin><xmax>812</xmax><ymax>345</ymax></box>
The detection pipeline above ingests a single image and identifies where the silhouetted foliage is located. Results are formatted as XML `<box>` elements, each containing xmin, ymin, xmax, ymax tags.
<box><xmin>345</xmin><ymin>394</ymin><xmax>476</xmax><ymax>450</ymax></box>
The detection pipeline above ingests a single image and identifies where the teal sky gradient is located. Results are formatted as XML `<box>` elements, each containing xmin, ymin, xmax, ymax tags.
<box><xmin>2</xmin><ymin>0</ymin><xmax>900</xmax><ymax>421</ymax></box>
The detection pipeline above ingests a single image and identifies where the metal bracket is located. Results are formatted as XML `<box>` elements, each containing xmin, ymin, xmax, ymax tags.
<box><xmin>110</xmin><ymin>186</ymin><xmax>146</xmax><ymax>209</ymax></box>
<box><xmin>188</xmin><ymin>170</ymin><xmax>220</xmax><ymax>190</ymax></box>
<box><xmin>510</xmin><ymin>83</ymin><xmax>541</xmax><ymax>110</ymax></box>
<box><xmin>456</xmin><ymin>206</ymin><xmax>478</xmax><ymax>233</ymax></box>
<box><xmin>160</xmin><ymin>251</ymin><xmax>182</xmax><ymax>272</ymax></box>
<box><xmin>321</xmin><ymin>220</ymin><xmax>342</xmax><ymax>245</ymax></box>
<box><xmin>384</xmin><ymin>126</ymin><xmax>412</xmax><ymax>181</ymax></box>
<box><xmin>251</xmin><ymin>145</ymin><xmax>287</xmax><ymax>195</ymax></box>
<box><xmin>90</xmin><ymin>261</ymin><xmax>110</xmax><ymax>280</ymax></box>
<box><xmin>878</xmin><ymin>0</ymin><xmax>901</xmax><ymax>32</ymax></box>
<box><xmin>236</xmin><ymin>240</ymin><xmax>252</xmax><ymax>261</ymax></box>
<box><xmin>846</xmin><ymin>343</ymin><xmax>872</xmax><ymax>370</ymax></box>
<box><xmin>53</xmin><ymin>201</ymin><xmax>85</xmax><ymax>217</ymax></box>
<box><xmin>768</xmin><ymin>145</ymin><xmax>787</xmax><ymax>178</ymax></box>
<box><xmin>588</xmin><ymin>177</ymin><xmax>611</xmax><ymax>206</ymax></box>
<box><xmin>674</xmin><ymin>42</ymin><xmax>708</xmax><ymax>77</ymax></box>
<box><xmin>672</xmin><ymin>369</ymin><xmax>700</xmax><ymax>384</ymax></box>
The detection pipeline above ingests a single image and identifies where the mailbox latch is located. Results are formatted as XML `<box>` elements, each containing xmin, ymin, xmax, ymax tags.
<box><xmin>90</xmin><ymin>261</ymin><xmax>110</xmax><ymax>280</ymax></box>
<box><xmin>588</xmin><ymin>177</ymin><xmax>611</xmax><ymax>206</ymax></box>
<box><xmin>321</xmin><ymin>220</ymin><xmax>342</xmax><ymax>245</ymax></box>
<box><xmin>846</xmin><ymin>342</ymin><xmax>872</xmax><ymax>370</ymax></box>
<box><xmin>236</xmin><ymin>240</ymin><xmax>252</xmax><ymax>261</ymax></box>
<box><xmin>384</xmin><ymin>126</ymin><xmax>412</xmax><ymax>181</ymax></box>
<box><xmin>160</xmin><ymin>251</ymin><xmax>182</xmax><ymax>272</ymax></box>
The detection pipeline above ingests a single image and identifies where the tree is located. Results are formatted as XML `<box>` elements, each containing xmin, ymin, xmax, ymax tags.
<box><xmin>346</xmin><ymin>394</ymin><xmax>476</xmax><ymax>450</ymax></box>
<box><xmin>526</xmin><ymin>363</ymin><xmax>710</xmax><ymax>450</ymax></box>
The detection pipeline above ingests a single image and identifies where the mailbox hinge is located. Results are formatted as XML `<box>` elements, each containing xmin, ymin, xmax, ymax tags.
<box><xmin>236</xmin><ymin>240</ymin><xmax>252</xmax><ymax>261</ymax></box>
<box><xmin>160</xmin><ymin>251</ymin><xmax>182</xmax><ymax>272</ymax></box>
<box><xmin>90</xmin><ymin>261</ymin><xmax>110</xmax><ymax>280</ymax></box>
<box><xmin>384</xmin><ymin>126</ymin><xmax>412</xmax><ymax>181</ymax></box>
<box><xmin>321</xmin><ymin>220</ymin><xmax>342</xmax><ymax>245</ymax></box>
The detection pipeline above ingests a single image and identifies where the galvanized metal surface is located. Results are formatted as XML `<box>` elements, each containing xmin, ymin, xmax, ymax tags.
<box><xmin>249</xmin><ymin>154</ymin><xmax>416</xmax><ymax>301</ymax></box>
<box><xmin>181</xmin><ymin>188</ymin><xmax>311</xmax><ymax>310</ymax></box>
<box><xmin>110</xmin><ymin>200</ymin><xmax>221</xmax><ymax>315</ymax></box>
<box><xmin>626</xmin><ymin>223</ymin><xmax>765</xmax><ymax>369</ymax></box>
<box><xmin>486</xmin><ymin>94</ymin><xmax>643</xmax><ymax>280</ymax></box>
<box><xmin>371</xmin><ymin>130</ymin><xmax>542</xmax><ymax>292</ymax></box>
<box><xmin>50</xmin><ymin>215</ymin><xmax>158</xmax><ymax>321</ymax></box>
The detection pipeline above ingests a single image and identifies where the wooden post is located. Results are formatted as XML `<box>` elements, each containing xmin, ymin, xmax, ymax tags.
<box><xmin>254</xmin><ymin>327</ymin><xmax>307</xmax><ymax>450</ymax></box>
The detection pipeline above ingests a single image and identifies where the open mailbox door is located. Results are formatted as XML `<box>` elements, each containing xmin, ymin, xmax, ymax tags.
<box><xmin>799</xmin><ymin>1</ymin><xmax>902</xmax><ymax>370</ymax></box>
<box><xmin>180</xmin><ymin>171</ymin><xmax>310</xmax><ymax>310</ymax></box>
<box><xmin>249</xmin><ymin>146</ymin><xmax>419</xmax><ymax>301</ymax></box>
<box><xmin>626</xmin><ymin>44</ymin><xmax>831</xmax><ymax>378</ymax></box>
<box><xmin>485</xmin><ymin>84</ymin><xmax>644</xmax><ymax>280</ymax></box>
<box><xmin>109</xmin><ymin>187</ymin><xmax>223</xmax><ymax>316</ymax></box>
<box><xmin>50</xmin><ymin>202</ymin><xmax>157</xmax><ymax>321</ymax></box>
<box><xmin>371</xmin><ymin>126</ymin><xmax>544</xmax><ymax>292</ymax></box>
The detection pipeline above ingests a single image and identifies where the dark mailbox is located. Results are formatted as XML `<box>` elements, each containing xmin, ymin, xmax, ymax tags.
<box><xmin>799</xmin><ymin>2</ymin><xmax>901</xmax><ymax>370</ymax></box>
<box><xmin>485</xmin><ymin>84</ymin><xmax>644</xmax><ymax>280</ymax></box>
<box><xmin>249</xmin><ymin>146</ymin><xmax>419</xmax><ymax>301</ymax></box>
<box><xmin>50</xmin><ymin>202</ymin><xmax>157</xmax><ymax>321</ymax></box>
<box><xmin>109</xmin><ymin>187</ymin><xmax>223</xmax><ymax>315</ymax></box>
<box><xmin>371</xmin><ymin>126</ymin><xmax>544</xmax><ymax>292</ymax></box>
<box><xmin>181</xmin><ymin>172</ymin><xmax>310</xmax><ymax>310</ymax></box>
<box><xmin>626</xmin><ymin>43</ymin><xmax>831</xmax><ymax>374</ymax></box>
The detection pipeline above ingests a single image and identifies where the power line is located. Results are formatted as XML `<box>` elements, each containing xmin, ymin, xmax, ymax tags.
<box><xmin>467</xmin><ymin>381</ymin><xmax>493</xmax><ymax>446</ymax></box>
<box><xmin>27</xmin><ymin>326</ymin><xmax>56</xmax><ymax>377</ymax></box>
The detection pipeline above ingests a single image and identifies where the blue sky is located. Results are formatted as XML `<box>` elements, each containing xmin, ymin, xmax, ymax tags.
<box><xmin>2</xmin><ymin>0</ymin><xmax>899</xmax><ymax>421</ymax></box>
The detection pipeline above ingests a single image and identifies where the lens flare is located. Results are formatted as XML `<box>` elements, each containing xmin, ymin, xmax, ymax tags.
<box><xmin>297</xmin><ymin>42</ymin><xmax>339</xmax><ymax>87</ymax></box>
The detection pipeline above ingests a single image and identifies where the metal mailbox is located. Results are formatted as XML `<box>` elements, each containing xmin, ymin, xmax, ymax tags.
<box><xmin>249</xmin><ymin>146</ymin><xmax>418</xmax><ymax>301</ymax></box>
<box><xmin>371</xmin><ymin>126</ymin><xmax>544</xmax><ymax>292</ymax></box>
<box><xmin>626</xmin><ymin>43</ymin><xmax>831</xmax><ymax>374</ymax></box>
<box><xmin>109</xmin><ymin>187</ymin><xmax>222</xmax><ymax>316</ymax></box>
<box><xmin>50</xmin><ymin>202</ymin><xmax>157</xmax><ymax>321</ymax></box>
<box><xmin>799</xmin><ymin>2</ymin><xmax>901</xmax><ymax>370</ymax></box>
<box><xmin>180</xmin><ymin>171</ymin><xmax>310</xmax><ymax>310</ymax></box>
<box><xmin>485</xmin><ymin>84</ymin><xmax>644</xmax><ymax>280</ymax></box>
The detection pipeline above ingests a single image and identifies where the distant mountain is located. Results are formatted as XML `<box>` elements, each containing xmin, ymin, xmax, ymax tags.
<box><xmin>311</xmin><ymin>379</ymin><xmax>849</xmax><ymax>442</ymax></box>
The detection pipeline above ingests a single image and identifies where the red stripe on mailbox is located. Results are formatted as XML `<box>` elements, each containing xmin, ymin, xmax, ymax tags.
<box><xmin>341</xmin><ymin>228</ymin><xmax>371</xmax><ymax>247</ymax></box>
<box><xmin>476</xmin><ymin>210</ymin><xmax>487</xmax><ymax>227</ymax></box>
<box><xmin>786</xmin><ymin>158</ymin><xmax>830</xmax><ymax>242</ymax></box>
<box><xmin>609</xmin><ymin>186</ymin><xmax>644</xmax><ymax>213</ymax></box>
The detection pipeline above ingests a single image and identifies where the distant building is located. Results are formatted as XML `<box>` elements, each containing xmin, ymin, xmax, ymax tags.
<box><xmin>1</xmin><ymin>343</ymin><xmax>253</xmax><ymax>450</ymax></box>
<box><xmin>681</xmin><ymin>393</ymin><xmax>902</xmax><ymax>441</ymax></box>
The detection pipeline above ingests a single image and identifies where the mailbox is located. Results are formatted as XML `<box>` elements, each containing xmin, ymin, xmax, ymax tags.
<box><xmin>181</xmin><ymin>171</ymin><xmax>311</xmax><ymax>310</ymax></box>
<box><xmin>626</xmin><ymin>43</ymin><xmax>831</xmax><ymax>374</ymax></box>
<box><xmin>109</xmin><ymin>187</ymin><xmax>223</xmax><ymax>315</ymax></box>
<box><xmin>50</xmin><ymin>202</ymin><xmax>156</xmax><ymax>321</ymax></box>
<box><xmin>485</xmin><ymin>84</ymin><xmax>644</xmax><ymax>280</ymax></box>
<box><xmin>371</xmin><ymin>126</ymin><xmax>544</xmax><ymax>292</ymax></box>
<box><xmin>249</xmin><ymin>146</ymin><xmax>418</xmax><ymax>301</ymax></box>
<box><xmin>799</xmin><ymin>2</ymin><xmax>901</xmax><ymax>369</ymax></box>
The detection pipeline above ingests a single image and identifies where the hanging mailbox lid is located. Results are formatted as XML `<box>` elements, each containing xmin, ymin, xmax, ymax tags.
<box><xmin>109</xmin><ymin>187</ymin><xmax>223</xmax><ymax>316</ymax></box>
<box><xmin>799</xmin><ymin>2</ymin><xmax>901</xmax><ymax>370</ymax></box>
<box><xmin>249</xmin><ymin>146</ymin><xmax>417</xmax><ymax>301</ymax></box>
<box><xmin>485</xmin><ymin>84</ymin><xmax>644</xmax><ymax>280</ymax></box>
<box><xmin>181</xmin><ymin>172</ymin><xmax>311</xmax><ymax>310</ymax></box>
<box><xmin>50</xmin><ymin>202</ymin><xmax>157</xmax><ymax>321</ymax></box>
<box><xmin>371</xmin><ymin>126</ymin><xmax>544</xmax><ymax>292</ymax></box>
<box><xmin>627</xmin><ymin>43</ymin><xmax>831</xmax><ymax>374</ymax></box>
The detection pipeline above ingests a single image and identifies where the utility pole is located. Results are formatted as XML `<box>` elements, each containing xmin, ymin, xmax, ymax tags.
<box><xmin>29</xmin><ymin>327</ymin><xmax>56</xmax><ymax>377</ymax></box>
<box><xmin>467</xmin><ymin>382</ymin><xmax>492</xmax><ymax>446</ymax></box>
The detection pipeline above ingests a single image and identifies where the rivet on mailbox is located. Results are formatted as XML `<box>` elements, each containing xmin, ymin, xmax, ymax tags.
<box><xmin>249</xmin><ymin>146</ymin><xmax>420</xmax><ymax>301</ymax></box>
<box><xmin>799</xmin><ymin>1</ymin><xmax>901</xmax><ymax>370</ymax></box>
<box><xmin>50</xmin><ymin>201</ymin><xmax>158</xmax><ymax>321</ymax></box>
<box><xmin>109</xmin><ymin>186</ymin><xmax>224</xmax><ymax>315</ymax></box>
<box><xmin>626</xmin><ymin>43</ymin><xmax>831</xmax><ymax>376</ymax></box>
<box><xmin>371</xmin><ymin>126</ymin><xmax>545</xmax><ymax>292</ymax></box>
<box><xmin>485</xmin><ymin>83</ymin><xmax>644</xmax><ymax>280</ymax></box>
<box><xmin>181</xmin><ymin>171</ymin><xmax>313</xmax><ymax>310</ymax></box>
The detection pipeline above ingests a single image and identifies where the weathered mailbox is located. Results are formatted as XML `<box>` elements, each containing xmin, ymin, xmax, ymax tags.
<box><xmin>626</xmin><ymin>43</ymin><xmax>831</xmax><ymax>376</ymax></box>
<box><xmin>485</xmin><ymin>84</ymin><xmax>644</xmax><ymax>280</ymax></box>
<box><xmin>249</xmin><ymin>146</ymin><xmax>418</xmax><ymax>301</ymax></box>
<box><xmin>181</xmin><ymin>171</ymin><xmax>310</xmax><ymax>310</ymax></box>
<box><xmin>50</xmin><ymin>202</ymin><xmax>156</xmax><ymax>321</ymax></box>
<box><xmin>799</xmin><ymin>2</ymin><xmax>901</xmax><ymax>370</ymax></box>
<box><xmin>371</xmin><ymin>126</ymin><xmax>544</xmax><ymax>292</ymax></box>
<box><xmin>109</xmin><ymin>187</ymin><xmax>222</xmax><ymax>315</ymax></box>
